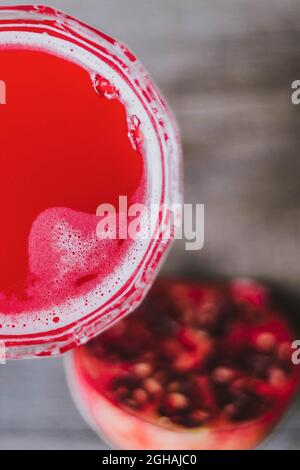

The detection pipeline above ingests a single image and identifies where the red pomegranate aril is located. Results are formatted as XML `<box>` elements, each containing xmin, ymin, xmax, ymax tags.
<box><xmin>180</xmin><ymin>327</ymin><xmax>205</xmax><ymax>349</ymax></box>
<box><xmin>131</xmin><ymin>362</ymin><xmax>153</xmax><ymax>379</ymax></box>
<box><xmin>143</xmin><ymin>378</ymin><xmax>162</xmax><ymax>397</ymax></box>
<box><xmin>224</xmin><ymin>390</ymin><xmax>263</xmax><ymax>422</ymax></box>
<box><xmin>173</xmin><ymin>351</ymin><xmax>198</xmax><ymax>372</ymax></box>
<box><xmin>268</xmin><ymin>367</ymin><xmax>288</xmax><ymax>389</ymax></box>
<box><xmin>141</xmin><ymin>352</ymin><xmax>155</xmax><ymax>362</ymax></box>
<box><xmin>277</xmin><ymin>342</ymin><xmax>291</xmax><ymax>364</ymax></box>
<box><xmin>162</xmin><ymin>338</ymin><xmax>183</xmax><ymax>358</ymax></box>
<box><xmin>223</xmin><ymin>401</ymin><xmax>248</xmax><ymax>422</ymax></box>
<box><xmin>223</xmin><ymin>403</ymin><xmax>236</xmax><ymax>419</ymax></box>
<box><xmin>195</xmin><ymin>333</ymin><xmax>213</xmax><ymax>359</ymax></box>
<box><xmin>165</xmin><ymin>392</ymin><xmax>189</xmax><ymax>411</ymax></box>
<box><xmin>255</xmin><ymin>332</ymin><xmax>277</xmax><ymax>353</ymax></box>
<box><xmin>133</xmin><ymin>388</ymin><xmax>149</xmax><ymax>405</ymax></box>
<box><xmin>231</xmin><ymin>279</ymin><xmax>269</xmax><ymax>308</ymax></box>
<box><xmin>125</xmin><ymin>398</ymin><xmax>137</xmax><ymax>409</ymax></box>
<box><xmin>196</xmin><ymin>303</ymin><xmax>218</xmax><ymax>329</ymax></box>
<box><xmin>189</xmin><ymin>409</ymin><xmax>210</xmax><ymax>425</ymax></box>
<box><xmin>197</xmin><ymin>376</ymin><xmax>217</xmax><ymax>409</ymax></box>
<box><xmin>152</xmin><ymin>370</ymin><xmax>166</xmax><ymax>383</ymax></box>
<box><xmin>69</xmin><ymin>279</ymin><xmax>300</xmax><ymax>450</ymax></box>
<box><xmin>182</xmin><ymin>307</ymin><xmax>196</xmax><ymax>325</ymax></box>
<box><xmin>158</xmin><ymin>416</ymin><xmax>172</xmax><ymax>428</ymax></box>
<box><xmin>114</xmin><ymin>385</ymin><xmax>129</xmax><ymax>400</ymax></box>
<box><xmin>231</xmin><ymin>377</ymin><xmax>249</xmax><ymax>392</ymax></box>
<box><xmin>212</xmin><ymin>366</ymin><xmax>237</xmax><ymax>384</ymax></box>
<box><xmin>167</xmin><ymin>381</ymin><xmax>181</xmax><ymax>392</ymax></box>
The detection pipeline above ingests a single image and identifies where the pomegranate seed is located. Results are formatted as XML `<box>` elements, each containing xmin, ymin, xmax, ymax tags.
<box><xmin>125</xmin><ymin>398</ymin><xmax>137</xmax><ymax>409</ymax></box>
<box><xmin>268</xmin><ymin>367</ymin><xmax>288</xmax><ymax>389</ymax></box>
<box><xmin>198</xmin><ymin>376</ymin><xmax>216</xmax><ymax>409</ymax></box>
<box><xmin>180</xmin><ymin>327</ymin><xmax>204</xmax><ymax>348</ymax></box>
<box><xmin>255</xmin><ymin>332</ymin><xmax>276</xmax><ymax>352</ymax></box>
<box><xmin>158</xmin><ymin>416</ymin><xmax>172</xmax><ymax>427</ymax></box>
<box><xmin>142</xmin><ymin>351</ymin><xmax>155</xmax><ymax>362</ymax></box>
<box><xmin>166</xmin><ymin>392</ymin><xmax>189</xmax><ymax>411</ymax></box>
<box><xmin>212</xmin><ymin>367</ymin><xmax>236</xmax><ymax>383</ymax></box>
<box><xmin>143</xmin><ymin>378</ymin><xmax>162</xmax><ymax>396</ymax></box>
<box><xmin>133</xmin><ymin>388</ymin><xmax>148</xmax><ymax>405</ymax></box>
<box><xmin>163</xmin><ymin>338</ymin><xmax>182</xmax><ymax>358</ymax></box>
<box><xmin>197</xmin><ymin>302</ymin><xmax>218</xmax><ymax>328</ymax></box>
<box><xmin>231</xmin><ymin>377</ymin><xmax>248</xmax><ymax>391</ymax></box>
<box><xmin>277</xmin><ymin>342</ymin><xmax>291</xmax><ymax>363</ymax></box>
<box><xmin>224</xmin><ymin>403</ymin><xmax>236</xmax><ymax>418</ymax></box>
<box><xmin>114</xmin><ymin>386</ymin><xmax>129</xmax><ymax>403</ymax></box>
<box><xmin>174</xmin><ymin>352</ymin><xmax>197</xmax><ymax>372</ymax></box>
<box><xmin>231</xmin><ymin>279</ymin><xmax>268</xmax><ymax>307</ymax></box>
<box><xmin>223</xmin><ymin>392</ymin><xmax>254</xmax><ymax>421</ymax></box>
<box><xmin>167</xmin><ymin>381</ymin><xmax>181</xmax><ymax>392</ymax></box>
<box><xmin>131</xmin><ymin>362</ymin><xmax>153</xmax><ymax>379</ymax></box>
<box><xmin>153</xmin><ymin>371</ymin><xmax>165</xmax><ymax>382</ymax></box>
<box><xmin>190</xmin><ymin>409</ymin><xmax>210</xmax><ymax>425</ymax></box>
<box><xmin>182</xmin><ymin>307</ymin><xmax>195</xmax><ymax>324</ymax></box>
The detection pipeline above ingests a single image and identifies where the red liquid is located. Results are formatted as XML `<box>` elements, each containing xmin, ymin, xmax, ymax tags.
<box><xmin>0</xmin><ymin>48</ymin><xmax>144</xmax><ymax>315</ymax></box>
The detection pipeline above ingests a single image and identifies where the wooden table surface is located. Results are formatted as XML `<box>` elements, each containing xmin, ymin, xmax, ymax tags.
<box><xmin>0</xmin><ymin>0</ymin><xmax>300</xmax><ymax>449</ymax></box>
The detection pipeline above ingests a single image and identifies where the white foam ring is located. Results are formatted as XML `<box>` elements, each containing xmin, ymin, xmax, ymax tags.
<box><xmin>0</xmin><ymin>30</ymin><xmax>162</xmax><ymax>335</ymax></box>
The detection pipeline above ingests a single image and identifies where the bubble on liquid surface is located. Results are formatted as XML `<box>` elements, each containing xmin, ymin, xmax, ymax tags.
<box><xmin>128</xmin><ymin>114</ymin><xmax>144</xmax><ymax>151</ymax></box>
<box><xmin>92</xmin><ymin>73</ymin><xmax>120</xmax><ymax>100</ymax></box>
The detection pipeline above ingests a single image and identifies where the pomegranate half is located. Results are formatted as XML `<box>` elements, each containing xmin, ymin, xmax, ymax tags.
<box><xmin>66</xmin><ymin>279</ymin><xmax>299</xmax><ymax>449</ymax></box>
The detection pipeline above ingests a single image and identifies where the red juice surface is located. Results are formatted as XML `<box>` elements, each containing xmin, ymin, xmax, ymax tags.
<box><xmin>0</xmin><ymin>48</ymin><xmax>144</xmax><ymax>323</ymax></box>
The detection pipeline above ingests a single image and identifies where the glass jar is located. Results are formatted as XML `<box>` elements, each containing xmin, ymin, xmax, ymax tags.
<box><xmin>0</xmin><ymin>5</ymin><xmax>182</xmax><ymax>359</ymax></box>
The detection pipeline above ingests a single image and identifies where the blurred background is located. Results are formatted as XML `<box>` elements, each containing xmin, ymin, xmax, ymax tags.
<box><xmin>0</xmin><ymin>0</ymin><xmax>300</xmax><ymax>449</ymax></box>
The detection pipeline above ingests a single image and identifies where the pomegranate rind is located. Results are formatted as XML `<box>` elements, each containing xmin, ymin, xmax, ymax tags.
<box><xmin>66</xmin><ymin>279</ymin><xmax>300</xmax><ymax>450</ymax></box>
